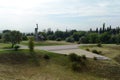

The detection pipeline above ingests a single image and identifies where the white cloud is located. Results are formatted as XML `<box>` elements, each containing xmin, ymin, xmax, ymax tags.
<box><xmin>0</xmin><ymin>0</ymin><xmax>120</xmax><ymax>32</ymax></box>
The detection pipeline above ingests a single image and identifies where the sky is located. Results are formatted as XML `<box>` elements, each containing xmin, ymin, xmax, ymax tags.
<box><xmin>0</xmin><ymin>0</ymin><xmax>120</xmax><ymax>32</ymax></box>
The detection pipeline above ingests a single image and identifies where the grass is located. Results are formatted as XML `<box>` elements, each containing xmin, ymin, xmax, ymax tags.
<box><xmin>0</xmin><ymin>43</ymin><xmax>12</xmax><ymax>49</ymax></box>
<box><xmin>21</xmin><ymin>40</ymin><xmax>74</xmax><ymax>46</ymax></box>
<box><xmin>0</xmin><ymin>48</ymin><xmax>120</xmax><ymax>80</ymax></box>
<box><xmin>79</xmin><ymin>44</ymin><xmax>120</xmax><ymax>64</ymax></box>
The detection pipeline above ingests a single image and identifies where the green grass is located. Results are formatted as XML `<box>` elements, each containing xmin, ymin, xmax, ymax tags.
<box><xmin>0</xmin><ymin>43</ymin><xmax>12</xmax><ymax>49</ymax></box>
<box><xmin>79</xmin><ymin>44</ymin><xmax>120</xmax><ymax>64</ymax></box>
<box><xmin>0</xmin><ymin>48</ymin><xmax>120</xmax><ymax>80</ymax></box>
<box><xmin>21</xmin><ymin>40</ymin><xmax>74</xmax><ymax>46</ymax></box>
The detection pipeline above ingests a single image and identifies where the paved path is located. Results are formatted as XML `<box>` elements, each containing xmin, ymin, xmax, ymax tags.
<box><xmin>20</xmin><ymin>44</ymin><xmax>110</xmax><ymax>60</ymax></box>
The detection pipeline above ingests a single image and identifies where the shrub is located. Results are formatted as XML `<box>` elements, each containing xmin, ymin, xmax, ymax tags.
<box><xmin>92</xmin><ymin>49</ymin><xmax>98</xmax><ymax>54</ymax></box>
<box><xmin>43</xmin><ymin>54</ymin><xmax>50</xmax><ymax>60</ymax></box>
<box><xmin>94</xmin><ymin>57</ymin><xmax>97</xmax><ymax>60</ymax></box>
<box><xmin>98</xmin><ymin>51</ymin><xmax>102</xmax><ymax>54</ymax></box>
<box><xmin>92</xmin><ymin>50</ymin><xmax>102</xmax><ymax>54</ymax></box>
<box><xmin>82</xmin><ymin>55</ymin><xmax>87</xmax><ymax>60</ymax></box>
<box><xmin>86</xmin><ymin>48</ymin><xmax>90</xmax><ymax>51</ymax></box>
<box><xmin>56</xmin><ymin>38</ymin><xmax>62</xmax><ymax>41</ymax></box>
<box><xmin>66</xmin><ymin>37</ymin><xmax>75</xmax><ymax>43</ymax></box>
<box><xmin>14</xmin><ymin>45</ymin><xmax>20</xmax><ymax>51</ymax></box>
<box><xmin>28</xmin><ymin>37</ymin><xmax>34</xmax><ymax>52</ymax></box>
<box><xmin>97</xmin><ymin>43</ymin><xmax>102</xmax><ymax>47</ymax></box>
<box><xmin>68</xmin><ymin>53</ymin><xmax>78</xmax><ymax>62</ymax></box>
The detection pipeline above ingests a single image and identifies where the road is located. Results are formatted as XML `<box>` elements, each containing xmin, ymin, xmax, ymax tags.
<box><xmin>20</xmin><ymin>44</ymin><xmax>110</xmax><ymax>60</ymax></box>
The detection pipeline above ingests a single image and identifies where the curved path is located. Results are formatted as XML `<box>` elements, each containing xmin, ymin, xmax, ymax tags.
<box><xmin>20</xmin><ymin>44</ymin><xmax>110</xmax><ymax>60</ymax></box>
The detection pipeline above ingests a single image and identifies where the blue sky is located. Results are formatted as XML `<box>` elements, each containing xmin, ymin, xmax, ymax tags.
<box><xmin>0</xmin><ymin>0</ymin><xmax>120</xmax><ymax>32</ymax></box>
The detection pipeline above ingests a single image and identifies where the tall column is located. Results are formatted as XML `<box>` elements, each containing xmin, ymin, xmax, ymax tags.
<box><xmin>35</xmin><ymin>24</ymin><xmax>38</xmax><ymax>41</ymax></box>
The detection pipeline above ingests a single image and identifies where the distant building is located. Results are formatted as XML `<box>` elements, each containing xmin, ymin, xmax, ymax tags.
<box><xmin>34</xmin><ymin>24</ymin><xmax>45</xmax><ymax>41</ymax></box>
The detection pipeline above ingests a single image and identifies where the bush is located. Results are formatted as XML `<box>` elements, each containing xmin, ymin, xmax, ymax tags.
<box><xmin>94</xmin><ymin>57</ymin><xmax>97</xmax><ymax>60</ymax></box>
<box><xmin>14</xmin><ymin>45</ymin><xmax>20</xmax><ymax>51</ymax></box>
<box><xmin>43</xmin><ymin>54</ymin><xmax>50</xmax><ymax>60</ymax></box>
<box><xmin>82</xmin><ymin>55</ymin><xmax>87</xmax><ymax>60</ymax></box>
<box><xmin>28</xmin><ymin>37</ymin><xmax>34</xmax><ymax>52</ymax></box>
<box><xmin>69</xmin><ymin>53</ymin><xmax>78</xmax><ymax>62</ymax></box>
<box><xmin>66</xmin><ymin>37</ymin><xmax>75</xmax><ymax>43</ymax></box>
<box><xmin>92</xmin><ymin>49</ymin><xmax>98</xmax><ymax>53</ymax></box>
<box><xmin>56</xmin><ymin>38</ymin><xmax>62</xmax><ymax>41</ymax></box>
<box><xmin>97</xmin><ymin>43</ymin><xmax>102</xmax><ymax>47</ymax></box>
<box><xmin>92</xmin><ymin>50</ymin><xmax>102</xmax><ymax>54</ymax></box>
<box><xmin>86</xmin><ymin>48</ymin><xmax>90</xmax><ymax>51</ymax></box>
<box><xmin>98</xmin><ymin>51</ymin><xmax>102</xmax><ymax>54</ymax></box>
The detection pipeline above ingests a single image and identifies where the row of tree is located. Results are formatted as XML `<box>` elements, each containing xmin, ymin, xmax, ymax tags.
<box><xmin>0</xmin><ymin>23</ymin><xmax>120</xmax><ymax>45</ymax></box>
<box><xmin>28</xmin><ymin>23</ymin><xmax>119</xmax><ymax>44</ymax></box>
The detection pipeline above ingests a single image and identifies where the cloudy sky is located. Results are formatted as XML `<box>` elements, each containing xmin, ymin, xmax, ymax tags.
<box><xmin>0</xmin><ymin>0</ymin><xmax>120</xmax><ymax>32</ymax></box>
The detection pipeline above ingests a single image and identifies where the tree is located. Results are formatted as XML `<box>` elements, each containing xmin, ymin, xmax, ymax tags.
<box><xmin>2</xmin><ymin>32</ymin><xmax>11</xmax><ymax>43</ymax></box>
<box><xmin>88</xmin><ymin>33</ymin><xmax>99</xmax><ymax>43</ymax></box>
<box><xmin>10</xmin><ymin>31</ymin><xmax>22</xmax><ymax>48</ymax></box>
<box><xmin>100</xmin><ymin>32</ymin><xmax>111</xmax><ymax>43</ymax></box>
<box><xmin>116</xmin><ymin>33</ymin><xmax>120</xmax><ymax>44</ymax></box>
<box><xmin>72</xmin><ymin>32</ymin><xmax>80</xmax><ymax>41</ymax></box>
<box><xmin>2</xmin><ymin>30</ymin><xmax>22</xmax><ymax>48</ymax></box>
<box><xmin>66</xmin><ymin>37</ymin><xmax>75</xmax><ymax>43</ymax></box>
<box><xmin>28</xmin><ymin>37</ymin><xmax>34</xmax><ymax>52</ymax></box>
<box><xmin>96</xmin><ymin>28</ymin><xmax>98</xmax><ymax>33</ymax></box>
<box><xmin>79</xmin><ymin>36</ymin><xmax>89</xmax><ymax>43</ymax></box>
<box><xmin>103</xmin><ymin>23</ymin><xmax>105</xmax><ymax>32</ymax></box>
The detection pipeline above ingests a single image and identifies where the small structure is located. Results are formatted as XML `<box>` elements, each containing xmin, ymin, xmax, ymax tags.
<box><xmin>34</xmin><ymin>24</ymin><xmax>44</xmax><ymax>41</ymax></box>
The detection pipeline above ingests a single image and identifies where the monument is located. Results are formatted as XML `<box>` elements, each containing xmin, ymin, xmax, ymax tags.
<box><xmin>34</xmin><ymin>24</ymin><xmax>44</xmax><ymax>41</ymax></box>
<box><xmin>35</xmin><ymin>24</ymin><xmax>39</xmax><ymax>41</ymax></box>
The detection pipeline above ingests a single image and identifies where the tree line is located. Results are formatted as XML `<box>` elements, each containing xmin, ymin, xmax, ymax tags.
<box><xmin>0</xmin><ymin>23</ymin><xmax>120</xmax><ymax>45</ymax></box>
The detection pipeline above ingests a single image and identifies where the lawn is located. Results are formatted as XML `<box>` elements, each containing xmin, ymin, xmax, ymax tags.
<box><xmin>0</xmin><ymin>48</ymin><xmax>120</xmax><ymax>80</ymax></box>
<box><xmin>21</xmin><ymin>40</ymin><xmax>74</xmax><ymax>46</ymax></box>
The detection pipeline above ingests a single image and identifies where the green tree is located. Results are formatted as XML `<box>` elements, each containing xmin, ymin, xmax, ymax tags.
<box><xmin>2</xmin><ymin>30</ymin><xmax>22</xmax><ymax>48</ymax></box>
<box><xmin>88</xmin><ymin>33</ymin><xmax>99</xmax><ymax>43</ymax></box>
<box><xmin>100</xmin><ymin>32</ymin><xmax>111</xmax><ymax>43</ymax></box>
<box><xmin>116</xmin><ymin>33</ymin><xmax>120</xmax><ymax>44</ymax></box>
<box><xmin>28</xmin><ymin>37</ymin><xmax>34</xmax><ymax>52</ymax></box>
<box><xmin>72</xmin><ymin>32</ymin><xmax>80</xmax><ymax>41</ymax></box>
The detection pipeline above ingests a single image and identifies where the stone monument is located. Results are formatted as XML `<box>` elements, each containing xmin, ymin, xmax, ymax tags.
<box><xmin>35</xmin><ymin>24</ymin><xmax>39</xmax><ymax>41</ymax></box>
<box><xmin>34</xmin><ymin>24</ymin><xmax>45</xmax><ymax>41</ymax></box>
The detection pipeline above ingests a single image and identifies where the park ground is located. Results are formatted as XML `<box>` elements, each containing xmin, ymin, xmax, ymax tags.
<box><xmin>0</xmin><ymin>41</ymin><xmax>120</xmax><ymax>80</ymax></box>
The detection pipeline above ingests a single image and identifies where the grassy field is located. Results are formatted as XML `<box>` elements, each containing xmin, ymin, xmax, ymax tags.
<box><xmin>21</xmin><ymin>40</ymin><xmax>74</xmax><ymax>46</ymax></box>
<box><xmin>80</xmin><ymin>44</ymin><xmax>120</xmax><ymax>64</ymax></box>
<box><xmin>0</xmin><ymin>46</ymin><xmax>120</xmax><ymax>80</ymax></box>
<box><xmin>0</xmin><ymin>43</ymin><xmax>11</xmax><ymax>49</ymax></box>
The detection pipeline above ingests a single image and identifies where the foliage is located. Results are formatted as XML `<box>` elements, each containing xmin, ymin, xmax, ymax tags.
<box><xmin>56</xmin><ymin>38</ymin><xmax>62</xmax><ymax>41</ymax></box>
<box><xmin>69</xmin><ymin>53</ymin><xmax>87</xmax><ymax>72</ymax></box>
<box><xmin>2</xmin><ymin>30</ymin><xmax>22</xmax><ymax>48</ymax></box>
<box><xmin>66</xmin><ymin>37</ymin><xmax>75</xmax><ymax>43</ymax></box>
<box><xmin>68</xmin><ymin>53</ymin><xmax>79</xmax><ymax>62</ymax></box>
<box><xmin>22</xmin><ymin>33</ymin><xmax>28</xmax><ymax>41</ymax></box>
<box><xmin>43</xmin><ymin>54</ymin><xmax>50</xmax><ymax>60</ymax></box>
<box><xmin>86</xmin><ymin>48</ymin><xmax>90</xmax><ymax>51</ymax></box>
<box><xmin>97</xmin><ymin>43</ymin><xmax>102</xmax><ymax>47</ymax></box>
<box><xmin>14</xmin><ymin>45</ymin><xmax>20</xmax><ymax>51</ymax></box>
<box><xmin>94</xmin><ymin>57</ymin><xmax>97</xmax><ymax>60</ymax></box>
<box><xmin>28</xmin><ymin>37</ymin><xmax>34</xmax><ymax>52</ymax></box>
<box><xmin>82</xmin><ymin>55</ymin><xmax>87</xmax><ymax>60</ymax></box>
<box><xmin>92</xmin><ymin>50</ymin><xmax>102</xmax><ymax>54</ymax></box>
